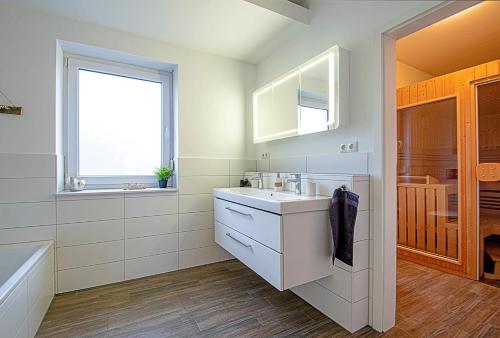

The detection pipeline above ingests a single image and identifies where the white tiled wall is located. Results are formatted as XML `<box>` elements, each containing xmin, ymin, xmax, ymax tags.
<box><xmin>177</xmin><ymin>158</ymin><xmax>238</xmax><ymax>269</ymax></box>
<box><xmin>0</xmin><ymin>154</ymin><xmax>57</xmax><ymax>248</ymax></box>
<box><xmin>0</xmin><ymin>153</ymin><xmax>245</xmax><ymax>293</ymax></box>
<box><xmin>54</xmin><ymin>155</ymin><xmax>246</xmax><ymax>292</ymax></box>
<box><xmin>306</xmin><ymin>175</ymin><xmax>369</xmax><ymax>333</ymax></box>
<box><xmin>256</xmin><ymin>152</ymin><xmax>369</xmax><ymax>175</ymax></box>
<box><xmin>1</xmin><ymin>151</ymin><xmax>371</xmax><ymax>327</ymax></box>
<box><xmin>244</xmin><ymin>153</ymin><xmax>371</xmax><ymax>333</ymax></box>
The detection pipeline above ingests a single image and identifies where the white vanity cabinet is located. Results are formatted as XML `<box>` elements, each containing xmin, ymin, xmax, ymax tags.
<box><xmin>214</xmin><ymin>173</ymin><xmax>370</xmax><ymax>333</ymax></box>
<box><xmin>214</xmin><ymin>194</ymin><xmax>333</xmax><ymax>291</ymax></box>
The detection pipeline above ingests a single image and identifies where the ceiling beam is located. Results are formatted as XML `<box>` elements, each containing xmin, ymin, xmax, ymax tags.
<box><xmin>244</xmin><ymin>0</ymin><xmax>311</xmax><ymax>25</ymax></box>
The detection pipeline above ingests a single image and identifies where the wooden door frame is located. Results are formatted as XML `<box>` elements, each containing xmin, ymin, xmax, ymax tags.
<box><xmin>469</xmin><ymin>73</ymin><xmax>500</xmax><ymax>279</ymax></box>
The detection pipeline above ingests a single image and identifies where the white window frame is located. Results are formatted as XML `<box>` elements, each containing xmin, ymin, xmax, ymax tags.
<box><xmin>65</xmin><ymin>55</ymin><xmax>173</xmax><ymax>188</ymax></box>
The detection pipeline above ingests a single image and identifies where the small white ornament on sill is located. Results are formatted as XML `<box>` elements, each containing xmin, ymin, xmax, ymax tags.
<box><xmin>68</xmin><ymin>177</ymin><xmax>86</xmax><ymax>191</ymax></box>
<box><xmin>123</xmin><ymin>183</ymin><xmax>147</xmax><ymax>190</ymax></box>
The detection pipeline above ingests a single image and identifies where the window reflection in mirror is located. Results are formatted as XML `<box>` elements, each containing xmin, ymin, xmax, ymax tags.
<box><xmin>299</xmin><ymin>58</ymin><xmax>329</xmax><ymax>135</ymax></box>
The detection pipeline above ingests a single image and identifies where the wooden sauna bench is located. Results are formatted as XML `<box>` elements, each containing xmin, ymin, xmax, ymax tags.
<box><xmin>397</xmin><ymin>177</ymin><xmax>458</xmax><ymax>258</ymax></box>
<box><xmin>480</xmin><ymin>214</ymin><xmax>500</xmax><ymax>279</ymax></box>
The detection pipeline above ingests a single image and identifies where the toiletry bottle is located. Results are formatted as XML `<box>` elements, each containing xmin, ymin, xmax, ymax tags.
<box><xmin>274</xmin><ymin>173</ymin><xmax>283</xmax><ymax>191</ymax></box>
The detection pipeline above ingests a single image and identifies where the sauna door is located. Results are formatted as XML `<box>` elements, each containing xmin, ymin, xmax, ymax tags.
<box><xmin>397</xmin><ymin>96</ymin><xmax>464</xmax><ymax>274</ymax></box>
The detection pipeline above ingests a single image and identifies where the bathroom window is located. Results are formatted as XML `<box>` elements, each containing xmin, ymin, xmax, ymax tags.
<box><xmin>65</xmin><ymin>56</ymin><xmax>173</xmax><ymax>188</ymax></box>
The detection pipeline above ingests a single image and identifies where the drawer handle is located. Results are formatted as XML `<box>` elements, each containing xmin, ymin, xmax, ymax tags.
<box><xmin>225</xmin><ymin>207</ymin><xmax>253</xmax><ymax>218</ymax></box>
<box><xmin>225</xmin><ymin>232</ymin><xmax>252</xmax><ymax>248</ymax></box>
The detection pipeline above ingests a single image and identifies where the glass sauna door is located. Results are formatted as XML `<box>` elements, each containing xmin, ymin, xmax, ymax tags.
<box><xmin>477</xmin><ymin>80</ymin><xmax>500</xmax><ymax>280</ymax></box>
<box><xmin>397</xmin><ymin>97</ymin><xmax>460</xmax><ymax>259</ymax></box>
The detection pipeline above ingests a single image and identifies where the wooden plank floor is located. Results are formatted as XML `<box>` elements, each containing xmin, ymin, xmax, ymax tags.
<box><xmin>37</xmin><ymin>259</ymin><xmax>500</xmax><ymax>337</ymax></box>
<box><xmin>394</xmin><ymin>259</ymin><xmax>500</xmax><ymax>337</ymax></box>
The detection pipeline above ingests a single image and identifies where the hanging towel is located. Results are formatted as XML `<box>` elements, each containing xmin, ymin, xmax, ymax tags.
<box><xmin>329</xmin><ymin>187</ymin><xmax>359</xmax><ymax>266</ymax></box>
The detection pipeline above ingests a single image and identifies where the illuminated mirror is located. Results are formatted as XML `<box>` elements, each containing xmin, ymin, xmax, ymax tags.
<box><xmin>253</xmin><ymin>45</ymin><xmax>349</xmax><ymax>143</ymax></box>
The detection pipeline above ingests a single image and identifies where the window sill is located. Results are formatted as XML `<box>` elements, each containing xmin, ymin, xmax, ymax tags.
<box><xmin>56</xmin><ymin>187</ymin><xmax>178</xmax><ymax>197</ymax></box>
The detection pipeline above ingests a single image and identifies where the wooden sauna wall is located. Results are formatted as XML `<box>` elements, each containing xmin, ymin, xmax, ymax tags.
<box><xmin>396</xmin><ymin>59</ymin><xmax>500</xmax><ymax>278</ymax></box>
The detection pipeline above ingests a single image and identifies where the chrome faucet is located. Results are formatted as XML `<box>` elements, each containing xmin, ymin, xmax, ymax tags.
<box><xmin>249</xmin><ymin>172</ymin><xmax>264</xmax><ymax>189</ymax></box>
<box><xmin>286</xmin><ymin>173</ymin><xmax>302</xmax><ymax>194</ymax></box>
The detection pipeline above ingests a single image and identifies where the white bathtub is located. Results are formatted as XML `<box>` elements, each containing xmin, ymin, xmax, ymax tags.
<box><xmin>0</xmin><ymin>241</ymin><xmax>54</xmax><ymax>338</ymax></box>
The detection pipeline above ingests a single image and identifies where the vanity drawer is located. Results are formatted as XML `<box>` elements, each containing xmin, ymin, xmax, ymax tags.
<box><xmin>214</xmin><ymin>198</ymin><xmax>281</xmax><ymax>252</ymax></box>
<box><xmin>215</xmin><ymin>221</ymin><xmax>283</xmax><ymax>290</ymax></box>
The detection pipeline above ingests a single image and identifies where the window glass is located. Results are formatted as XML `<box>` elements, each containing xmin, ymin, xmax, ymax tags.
<box><xmin>78</xmin><ymin>69</ymin><xmax>162</xmax><ymax>176</ymax></box>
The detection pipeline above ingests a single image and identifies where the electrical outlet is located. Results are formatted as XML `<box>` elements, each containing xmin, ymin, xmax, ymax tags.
<box><xmin>261</xmin><ymin>152</ymin><xmax>270</xmax><ymax>160</ymax></box>
<box><xmin>340</xmin><ymin>141</ymin><xmax>358</xmax><ymax>153</ymax></box>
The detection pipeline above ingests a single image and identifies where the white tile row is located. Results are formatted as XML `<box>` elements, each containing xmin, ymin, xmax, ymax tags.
<box><xmin>0</xmin><ymin>225</ymin><xmax>56</xmax><ymax>245</ymax></box>
<box><xmin>125</xmin><ymin>214</ymin><xmax>178</xmax><ymax>238</ymax></box>
<box><xmin>0</xmin><ymin>178</ymin><xmax>56</xmax><ymax>203</ymax></box>
<box><xmin>270</xmin><ymin>156</ymin><xmax>307</xmax><ymax>173</ymax></box>
<box><xmin>57</xmin><ymin>241</ymin><xmax>124</xmax><ymax>270</ymax></box>
<box><xmin>125</xmin><ymin>234</ymin><xmax>177</xmax><ymax>259</ymax></box>
<box><xmin>179</xmin><ymin>229</ymin><xmax>214</xmax><ymax>250</ymax></box>
<box><xmin>316</xmin><ymin>266</ymin><xmax>369</xmax><ymax>303</ymax></box>
<box><xmin>57</xmin><ymin>219</ymin><xmax>124</xmax><ymax>247</ymax></box>
<box><xmin>179</xmin><ymin>211</ymin><xmax>214</xmax><ymax>232</ymax></box>
<box><xmin>57</xmin><ymin>198</ymin><xmax>123</xmax><ymax>224</ymax></box>
<box><xmin>125</xmin><ymin>252</ymin><xmax>178</xmax><ymax>280</ymax></box>
<box><xmin>0</xmin><ymin>202</ymin><xmax>56</xmax><ymax>229</ymax></box>
<box><xmin>179</xmin><ymin>194</ymin><xmax>213</xmax><ymax>213</ymax></box>
<box><xmin>57</xmin><ymin>261</ymin><xmax>124</xmax><ymax>293</ymax></box>
<box><xmin>177</xmin><ymin>245</ymin><xmax>232</xmax><ymax>270</ymax></box>
<box><xmin>56</xmin><ymin>244</ymin><xmax>233</xmax><ymax>293</ymax></box>
<box><xmin>0</xmin><ymin>153</ymin><xmax>56</xmax><ymax>179</ymax></box>
<box><xmin>125</xmin><ymin>195</ymin><xmax>178</xmax><ymax>218</ymax></box>
<box><xmin>56</xmin><ymin>225</ymin><xmax>221</xmax><ymax>264</ymax></box>
<box><xmin>178</xmin><ymin>176</ymin><xmax>229</xmax><ymax>194</ymax></box>
<box><xmin>0</xmin><ymin>153</ymin><xmax>366</xmax><ymax>182</ymax></box>
<box><xmin>177</xmin><ymin>158</ymin><xmax>256</xmax><ymax>176</ymax></box>
<box><xmin>292</xmin><ymin>282</ymin><xmax>369</xmax><ymax>333</ymax></box>
<box><xmin>255</xmin><ymin>152</ymin><xmax>369</xmax><ymax>175</ymax></box>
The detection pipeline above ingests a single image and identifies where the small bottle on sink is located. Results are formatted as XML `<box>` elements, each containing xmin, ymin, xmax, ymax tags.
<box><xmin>274</xmin><ymin>173</ymin><xmax>283</xmax><ymax>191</ymax></box>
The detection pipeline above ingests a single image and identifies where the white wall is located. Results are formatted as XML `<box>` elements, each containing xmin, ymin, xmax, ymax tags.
<box><xmin>249</xmin><ymin>0</ymin><xmax>439</xmax><ymax>158</ymax></box>
<box><xmin>0</xmin><ymin>3</ymin><xmax>256</xmax><ymax>296</ymax></box>
<box><xmin>249</xmin><ymin>0</ymin><xmax>441</xmax><ymax>332</ymax></box>
<box><xmin>0</xmin><ymin>4</ymin><xmax>255</xmax><ymax>158</ymax></box>
<box><xmin>396</xmin><ymin>61</ymin><xmax>434</xmax><ymax>88</ymax></box>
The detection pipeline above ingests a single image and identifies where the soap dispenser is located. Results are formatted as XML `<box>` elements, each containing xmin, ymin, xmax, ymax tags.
<box><xmin>274</xmin><ymin>173</ymin><xmax>283</xmax><ymax>191</ymax></box>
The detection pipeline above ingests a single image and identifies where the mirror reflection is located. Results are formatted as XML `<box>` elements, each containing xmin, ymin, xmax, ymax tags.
<box><xmin>272</xmin><ymin>73</ymin><xmax>299</xmax><ymax>138</ymax></box>
<box><xmin>299</xmin><ymin>58</ymin><xmax>329</xmax><ymax>135</ymax></box>
<box><xmin>255</xmin><ymin>86</ymin><xmax>273</xmax><ymax>141</ymax></box>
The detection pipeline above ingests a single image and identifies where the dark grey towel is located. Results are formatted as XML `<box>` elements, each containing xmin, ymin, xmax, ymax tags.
<box><xmin>329</xmin><ymin>187</ymin><xmax>359</xmax><ymax>266</ymax></box>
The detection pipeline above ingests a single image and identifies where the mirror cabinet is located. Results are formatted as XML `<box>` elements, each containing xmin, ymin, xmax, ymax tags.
<box><xmin>253</xmin><ymin>45</ymin><xmax>349</xmax><ymax>143</ymax></box>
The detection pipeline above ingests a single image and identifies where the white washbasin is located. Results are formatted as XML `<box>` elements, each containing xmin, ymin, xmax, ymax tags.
<box><xmin>213</xmin><ymin>187</ymin><xmax>331</xmax><ymax>214</ymax></box>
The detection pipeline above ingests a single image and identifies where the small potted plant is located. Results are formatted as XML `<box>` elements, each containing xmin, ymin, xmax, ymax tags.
<box><xmin>154</xmin><ymin>166</ymin><xmax>174</xmax><ymax>188</ymax></box>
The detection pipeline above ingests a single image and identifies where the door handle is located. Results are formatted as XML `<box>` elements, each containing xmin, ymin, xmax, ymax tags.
<box><xmin>476</xmin><ymin>163</ymin><xmax>500</xmax><ymax>182</ymax></box>
<box><xmin>225</xmin><ymin>207</ymin><xmax>253</xmax><ymax>218</ymax></box>
<box><xmin>225</xmin><ymin>232</ymin><xmax>252</xmax><ymax>248</ymax></box>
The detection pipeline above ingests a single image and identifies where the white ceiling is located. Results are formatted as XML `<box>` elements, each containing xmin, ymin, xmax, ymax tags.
<box><xmin>2</xmin><ymin>0</ymin><xmax>305</xmax><ymax>64</ymax></box>
<box><xmin>397</xmin><ymin>1</ymin><xmax>500</xmax><ymax>76</ymax></box>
